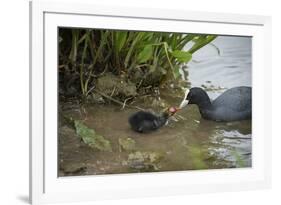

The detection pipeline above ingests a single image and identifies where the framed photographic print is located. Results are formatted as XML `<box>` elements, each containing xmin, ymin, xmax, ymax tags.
<box><xmin>30</xmin><ymin>0</ymin><xmax>272</xmax><ymax>204</ymax></box>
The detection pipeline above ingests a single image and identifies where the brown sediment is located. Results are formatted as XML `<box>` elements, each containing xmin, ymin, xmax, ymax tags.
<box><xmin>59</xmin><ymin>93</ymin><xmax>252</xmax><ymax>176</ymax></box>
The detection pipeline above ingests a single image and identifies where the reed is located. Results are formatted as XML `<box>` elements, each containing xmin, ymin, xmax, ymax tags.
<box><xmin>59</xmin><ymin>28</ymin><xmax>216</xmax><ymax>97</ymax></box>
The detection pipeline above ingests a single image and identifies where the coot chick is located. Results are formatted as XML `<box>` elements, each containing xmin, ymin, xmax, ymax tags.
<box><xmin>129</xmin><ymin>107</ymin><xmax>178</xmax><ymax>133</ymax></box>
<box><xmin>179</xmin><ymin>86</ymin><xmax>252</xmax><ymax>122</ymax></box>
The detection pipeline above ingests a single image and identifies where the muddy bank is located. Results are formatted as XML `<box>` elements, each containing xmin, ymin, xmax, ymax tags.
<box><xmin>59</xmin><ymin>93</ymin><xmax>251</xmax><ymax>176</ymax></box>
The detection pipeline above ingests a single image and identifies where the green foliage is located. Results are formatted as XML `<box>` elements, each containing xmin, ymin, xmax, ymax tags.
<box><xmin>74</xmin><ymin>120</ymin><xmax>112</xmax><ymax>152</ymax></box>
<box><xmin>114</xmin><ymin>31</ymin><xmax>127</xmax><ymax>52</ymax></box>
<box><xmin>137</xmin><ymin>45</ymin><xmax>153</xmax><ymax>63</ymax></box>
<box><xmin>171</xmin><ymin>50</ymin><xmax>192</xmax><ymax>63</ymax></box>
<box><xmin>189</xmin><ymin>35</ymin><xmax>217</xmax><ymax>54</ymax></box>
<box><xmin>59</xmin><ymin>28</ymin><xmax>216</xmax><ymax>96</ymax></box>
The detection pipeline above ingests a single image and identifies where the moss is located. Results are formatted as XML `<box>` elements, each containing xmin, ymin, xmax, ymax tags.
<box><xmin>74</xmin><ymin>120</ymin><xmax>112</xmax><ymax>152</ymax></box>
<box><xmin>118</xmin><ymin>137</ymin><xmax>136</xmax><ymax>151</ymax></box>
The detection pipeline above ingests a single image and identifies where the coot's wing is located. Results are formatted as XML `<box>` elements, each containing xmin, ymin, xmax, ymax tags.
<box><xmin>205</xmin><ymin>107</ymin><xmax>252</xmax><ymax>121</ymax></box>
<box><xmin>212</xmin><ymin>86</ymin><xmax>252</xmax><ymax>112</ymax></box>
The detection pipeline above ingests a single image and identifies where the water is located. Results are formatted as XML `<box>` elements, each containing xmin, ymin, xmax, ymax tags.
<box><xmin>59</xmin><ymin>35</ymin><xmax>252</xmax><ymax>176</ymax></box>
<box><xmin>186</xmin><ymin>35</ymin><xmax>252</xmax><ymax>167</ymax></box>
<box><xmin>187</xmin><ymin>36</ymin><xmax>252</xmax><ymax>98</ymax></box>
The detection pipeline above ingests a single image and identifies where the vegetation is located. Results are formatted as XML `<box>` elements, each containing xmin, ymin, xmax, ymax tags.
<box><xmin>59</xmin><ymin>28</ymin><xmax>216</xmax><ymax>99</ymax></box>
<box><xmin>74</xmin><ymin>120</ymin><xmax>112</xmax><ymax>152</ymax></box>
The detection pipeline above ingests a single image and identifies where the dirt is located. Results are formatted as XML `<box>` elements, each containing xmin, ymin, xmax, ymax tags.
<box><xmin>59</xmin><ymin>93</ymin><xmax>251</xmax><ymax>176</ymax></box>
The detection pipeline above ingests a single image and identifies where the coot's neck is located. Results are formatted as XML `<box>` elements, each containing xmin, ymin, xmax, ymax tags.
<box><xmin>196</xmin><ymin>93</ymin><xmax>213</xmax><ymax>113</ymax></box>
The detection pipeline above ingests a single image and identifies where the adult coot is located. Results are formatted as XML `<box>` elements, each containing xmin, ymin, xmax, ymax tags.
<box><xmin>179</xmin><ymin>86</ymin><xmax>252</xmax><ymax>122</ymax></box>
<box><xmin>129</xmin><ymin>107</ymin><xmax>179</xmax><ymax>133</ymax></box>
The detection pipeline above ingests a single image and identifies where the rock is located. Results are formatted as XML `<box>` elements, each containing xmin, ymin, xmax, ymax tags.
<box><xmin>127</xmin><ymin>151</ymin><xmax>163</xmax><ymax>171</ymax></box>
<box><xmin>61</xmin><ymin>162</ymin><xmax>87</xmax><ymax>174</ymax></box>
<box><xmin>140</xmin><ymin>96</ymin><xmax>169</xmax><ymax>110</ymax></box>
<box><xmin>119</xmin><ymin>137</ymin><xmax>136</xmax><ymax>151</ymax></box>
<box><xmin>96</xmin><ymin>73</ymin><xmax>137</xmax><ymax>97</ymax></box>
<box><xmin>87</xmin><ymin>93</ymin><xmax>105</xmax><ymax>104</ymax></box>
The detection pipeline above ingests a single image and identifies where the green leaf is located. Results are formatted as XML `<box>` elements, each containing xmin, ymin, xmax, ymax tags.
<box><xmin>188</xmin><ymin>35</ymin><xmax>217</xmax><ymax>54</ymax></box>
<box><xmin>172</xmin><ymin>66</ymin><xmax>181</xmax><ymax>79</ymax></box>
<box><xmin>171</xmin><ymin>50</ymin><xmax>192</xmax><ymax>63</ymax></box>
<box><xmin>124</xmin><ymin>32</ymin><xmax>144</xmax><ymax>68</ymax></box>
<box><xmin>137</xmin><ymin>45</ymin><xmax>153</xmax><ymax>63</ymax></box>
<box><xmin>74</xmin><ymin>120</ymin><xmax>112</xmax><ymax>152</ymax></box>
<box><xmin>115</xmin><ymin>31</ymin><xmax>127</xmax><ymax>52</ymax></box>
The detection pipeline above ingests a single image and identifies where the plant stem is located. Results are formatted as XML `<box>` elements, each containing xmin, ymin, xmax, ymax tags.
<box><xmin>80</xmin><ymin>37</ymin><xmax>88</xmax><ymax>95</ymax></box>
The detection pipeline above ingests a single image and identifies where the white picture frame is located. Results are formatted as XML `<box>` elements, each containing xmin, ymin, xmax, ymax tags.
<box><xmin>29</xmin><ymin>0</ymin><xmax>272</xmax><ymax>204</ymax></box>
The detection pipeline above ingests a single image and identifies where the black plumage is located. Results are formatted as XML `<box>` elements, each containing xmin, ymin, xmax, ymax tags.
<box><xmin>180</xmin><ymin>86</ymin><xmax>252</xmax><ymax>122</ymax></box>
<box><xmin>129</xmin><ymin>107</ymin><xmax>178</xmax><ymax>133</ymax></box>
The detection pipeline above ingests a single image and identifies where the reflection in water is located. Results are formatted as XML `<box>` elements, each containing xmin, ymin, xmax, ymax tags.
<box><xmin>202</xmin><ymin>121</ymin><xmax>252</xmax><ymax>168</ymax></box>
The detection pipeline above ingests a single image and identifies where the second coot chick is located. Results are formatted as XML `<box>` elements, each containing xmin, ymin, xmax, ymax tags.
<box><xmin>129</xmin><ymin>107</ymin><xmax>178</xmax><ymax>133</ymax></box>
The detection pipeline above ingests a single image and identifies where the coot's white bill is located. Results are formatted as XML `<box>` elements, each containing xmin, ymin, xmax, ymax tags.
<box><xmin>179</xmin><ymin>99</ymin><xmax>189</xmax><ymax>109</ymax></box>
<box><xmin>179</xmin><ymin>89</ymin><xmax>190</xmax><ymax>108</ymax></box>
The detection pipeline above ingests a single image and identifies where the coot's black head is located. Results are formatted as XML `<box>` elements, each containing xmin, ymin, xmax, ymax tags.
<box><xmin>179</xmin><ymin>87</ymin><xmax>211</xmax><ymax>109</ymax></box>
